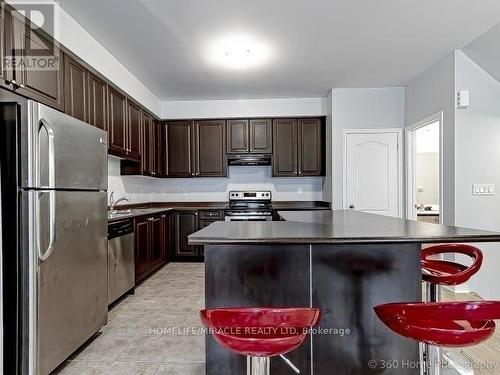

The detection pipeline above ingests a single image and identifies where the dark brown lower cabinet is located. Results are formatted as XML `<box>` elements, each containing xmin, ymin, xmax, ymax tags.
<box><xmin>134</xmin><ymin>216</ymin><xmax>151</xmax><ymax>283</ymax></box>
<box><xmin>134</xmin><ymin>213</ymin><xmax>171</xmax><ymax>284</ymax></box>
<box><xmin>174</xmin><ymin>211</ymin><xmax>202</xmax><ymax>259</ymax></box>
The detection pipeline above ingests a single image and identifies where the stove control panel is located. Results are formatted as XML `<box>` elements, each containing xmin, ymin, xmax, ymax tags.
<box><xmin>229</xmin><ymin>191</ymin><xmax>272</xmax><ymax>201</ymax></box>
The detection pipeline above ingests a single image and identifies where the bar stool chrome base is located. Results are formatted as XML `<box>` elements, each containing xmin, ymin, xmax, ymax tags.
<box><xmin>247</xmin><ymin>356</ymin><xmax>270</xmax><ymax>375</ymax></box>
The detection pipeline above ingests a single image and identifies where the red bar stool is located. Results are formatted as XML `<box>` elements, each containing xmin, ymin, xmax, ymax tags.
<box><xmin>374</xmin><ymin>301</ymin><xmax>500</xmax><ymax>372</ymax></box>
<box><xmin>200</xmin><ymin>307</ymin><xmax>321</xmax><ymax>375</ymax></box>
<box><xmin>420</xmin><ymin>244</ymin><xmax>483</xmax><ymax>374</ymax></box>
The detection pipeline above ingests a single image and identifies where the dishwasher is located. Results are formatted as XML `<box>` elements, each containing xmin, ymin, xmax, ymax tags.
<box><xmin>108</xmin><ymin>219</ymin><xmax>135</xmax><ymax>305</ymax></box>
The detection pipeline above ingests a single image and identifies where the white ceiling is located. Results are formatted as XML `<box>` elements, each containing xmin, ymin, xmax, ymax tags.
<box><xmin>58</xmin><ymin>0</ymin><xmax>500</xmax><ymax>101</ymax></box>
<box><xmin>463</xmin><ymin>22</ymin><xmax>500</xmax><ymax>83</ymax></box>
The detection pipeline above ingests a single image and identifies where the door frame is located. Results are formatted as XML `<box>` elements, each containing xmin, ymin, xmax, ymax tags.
<box><xmin>342</xmin><ymin>128</ymin><xmax>404</xmax><ymax>218</ymax></box>
<box><xmin>405</xmin><ymin>112</ymin><xmax>444</xmax><ymax>222</ymax></box>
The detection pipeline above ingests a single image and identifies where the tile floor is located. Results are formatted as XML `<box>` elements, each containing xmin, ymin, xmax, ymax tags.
<box><xmin>54</xmin><ymin>263</ymin><xmax>205</xmax><ymax>375</ymax></box>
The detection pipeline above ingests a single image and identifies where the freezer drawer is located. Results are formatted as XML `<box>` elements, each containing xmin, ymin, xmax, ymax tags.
<box><xmin>22</xmin><ymin>101</ymin><xmax>107</xmax><ymax>190</ymax></box>
<box><xmin>22</xmin><ymin>190</ymin><xmax>107</xmax><ymax>375</ymax></box>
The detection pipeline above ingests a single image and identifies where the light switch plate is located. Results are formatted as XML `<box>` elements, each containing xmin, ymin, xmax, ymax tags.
<box><xmin>473</xmin><ymin>184</ymin><xmax>494</xmax><ymax>196</ymax></box>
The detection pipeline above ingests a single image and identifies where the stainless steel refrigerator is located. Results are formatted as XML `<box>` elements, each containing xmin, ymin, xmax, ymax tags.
<box><xmin>0</xmin><ymin>93</ymin><xmax>108</xmax><ymax>375</ymax></box>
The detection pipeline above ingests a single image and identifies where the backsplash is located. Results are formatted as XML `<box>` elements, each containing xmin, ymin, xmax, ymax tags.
<box><xmin>108</xmin><ymin>156</ymin><xmax>325</xmax><ymax>203</ymax></box>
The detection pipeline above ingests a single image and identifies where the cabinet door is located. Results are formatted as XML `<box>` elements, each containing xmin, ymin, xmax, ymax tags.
<box><xmin>142</xmin><ymin>112</ymin><xmax>154</xmax><ymax>176</ymax></box>
<box><xmin>194</xmin><ymin>119</ymin><xmax>226</xmax><ymax>177</ymax></box>
<box><xmin>64</xmin><ymin>56</ymin><xmax>87</xmax><ymax>122</ymax></box>
<box><xmin>174</xmin><ymin>211</ymin><xmax>199</xmax><ymax>257</ymax></box>
<box><xmin>134</xmin><ymin>217</ymin><xmax>151</xmax><ymax>283</ymax></box>
<box><xmin>87</xmin><ymin>73</ymin><xmax>107</xmax><ymax>131</ymax></box>
<box><xmin>150</xmin><ymin>215</ymin><xmax>163</xmax><ymax>270</ymax></box>
<box><xmin>12</xmin><ymin>17</ymin><xmax>64</xmax><ymax>110</ymax></box>
<box><xmin>250</xmin><ymin>119</ymin><xmax>272</xmax><ymax>154</ymax></box>
<box><xmin>298</xmin><ymin>118</ymin><xmax>324</xmax><ymax>176</ymax></box>
<box><xmin>226</xmin><ymin>119</ymin><xmax>249</xmax><ymax>154</ymax></box>
<box><xmin>126</xmin><ymin>100</ymin><xmax>141</xmax><ymax>162</ymax></box>
<box><xmin>272</xmin><ymin>119</ymin><xmax>298</xmax><ymax>177</ymax></box>
<box><xmin>153</xmin><ymin>120</ymin><xmax>163</xmax><ymax>176</ymax></box>
<box><xmin>107</xmin><ymin>85</ymin><xmax>128</xmax><ymax>157</ymax></box>
<box><xmin>162</xmin><ymin>212</ymin><xmax>174</xmax><ymax>262</ymax></box>
<box><xmin>164</xmin><ymin>121</ymin><xmax>195</xmax><ymax>177</ymax></box>
<box><xmin>0</xmin><ymin>7</ymin><xmax>13</xmax><ymax>89</ymax></box>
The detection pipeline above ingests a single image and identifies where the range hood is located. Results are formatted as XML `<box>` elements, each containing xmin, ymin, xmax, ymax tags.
<box><xmin>227</xmin><ymin>154</ymin><xmax>272</xmax><ymax>166</ymax></box>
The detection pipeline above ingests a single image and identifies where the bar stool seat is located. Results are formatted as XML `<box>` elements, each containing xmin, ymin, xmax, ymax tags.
<box><xmin>374</xmin><ymin>301</ymin><xmax>500</xmax><ymax>347</ymax></box>
<box><xmin>200</xmin><ymin>307</ymin><xmax>320</xmax><ymax>374</ymax></box>
<box><xmin>201</xmin><ymin>307</ymin><xmax>320</xmax><ymax>356</ymax></box>
<box><xmin>421</xmin><ymin>244</ymin><xmax>483</xmax><ymax>286</ymax></box>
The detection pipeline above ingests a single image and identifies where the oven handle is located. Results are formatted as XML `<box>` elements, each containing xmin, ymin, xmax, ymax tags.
<box><xmin>225</xmin><ymin>215</ymin><xmax>273</xmax><ymax>221</ymax></box>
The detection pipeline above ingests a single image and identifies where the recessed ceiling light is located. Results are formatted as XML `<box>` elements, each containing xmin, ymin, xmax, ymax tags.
<box><xmin>206</xmin><ymin>34</ymin><xmax>271</xmax><ymax>70</ymax></box>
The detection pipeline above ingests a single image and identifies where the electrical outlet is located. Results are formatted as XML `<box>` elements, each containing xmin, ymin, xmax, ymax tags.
<box><xmin>473</xmin><ymin>184</ymin><xmax>494</xmax><ymax>196</ymax></box>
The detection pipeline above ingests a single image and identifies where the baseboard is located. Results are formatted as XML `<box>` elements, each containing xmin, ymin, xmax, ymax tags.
<box><xmin>442</xmin><ymin>284</ymin><xmax>471</xmax><ymax>294</ymax></box>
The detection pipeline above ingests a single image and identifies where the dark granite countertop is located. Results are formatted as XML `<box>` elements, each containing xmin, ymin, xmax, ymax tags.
<box><xmin>188</xmin><ymin>210</ymin><xmax>500</xmax><ymax>244</ymax></box>
<box><xmin>108</xmin><ymin>201</ymin><xmax>330</xmax><ymax>222</ymax></box>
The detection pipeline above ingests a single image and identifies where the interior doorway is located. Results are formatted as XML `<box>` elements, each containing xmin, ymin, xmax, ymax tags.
<box><xmin>406</xmin><ymin>113</ymin><xmax>443</xmax><ymax>223</ymax></box>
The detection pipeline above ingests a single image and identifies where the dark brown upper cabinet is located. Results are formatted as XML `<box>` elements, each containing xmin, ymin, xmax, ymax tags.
<box><xmin>297</xmin><ymin>118</ymin><xmax>324</xmax><ymax>176</ymax></box>
<box><xmin>0</xmin><ymin>6</ymin><xmax>13</xmax><ymax>90</ymax></box>
<box><xmin>87</xmin><ymin>73</ymin><xmax>107</xmax><ymax>131</ymax></box>
<box><xmin>273</xmin><ymin>118</ymin><xmax>324</xmax><ymax>177</ymax></box>
<box><xmin>249</xmin><ymin>119</ymin><xmax>272</xmax><ymax>154</ymax></box>
<box><xmin>163</xmin><ymin>120</ymin><xmax>195</xmax><ymax>177</ymax></box>
<box><xmin>142</xmin><ymin>112</ymin><xmax>158</xmax><ymax>177</ymax></box>
<box><xmin>273</xmin><ymin>118</ymin><xmax>298</xmax><ymax>177</ymax></box>
<box><xmin>194</xmin><ymin>119</ymin><xmax>227</xmax><ymax>177</ymax></box>
<box><xmin>10</xmin><ymin>15</ymin><xmax>64</xmax><ymax>110</ymax></box>
<box><xmin>226</xmin><ymin>119</ymin><xmax>249</xmax><ymax>154</ymax></box>
<box><xmin>64</xmin><ymin>56</ymin><xmax>87</xmax><ymax>122</ymax></box>
<box><xmin>126</xmin><ymin>100</ymin><xmax>141</xmax><ymax>162</ymax></box>
<box><xmin>107</xmin><ymin>85</ymin><xmax>128</xmax><ymax>158</ymax></box>
<box><xmin>226</xmin><ymin>118</ymin><xmax>272</xmax><ymax>154</ymax></box>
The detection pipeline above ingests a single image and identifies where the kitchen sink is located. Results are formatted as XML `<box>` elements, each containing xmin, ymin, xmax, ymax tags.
<box><xmin>108</xmin><ymin>209</ymin><xmax>133</xmax><ymax>216</ymax></box>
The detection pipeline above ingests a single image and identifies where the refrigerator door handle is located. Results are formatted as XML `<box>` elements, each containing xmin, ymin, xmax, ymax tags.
<box><xmin>38</xmin><ymin>118</ymin><xmax>56</xmax><ymax>187</ymax></box>
<box><xmin>37</xmin><ymin>191</ymin><xmax>57</xmax><ymax>262</ymax></box>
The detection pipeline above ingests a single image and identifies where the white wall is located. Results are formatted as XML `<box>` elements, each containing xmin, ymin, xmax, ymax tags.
<box><xmin>6</xmin><ymin>0</ymin><xmax>161</xmax><ymax>116</ymax></box>
<box><xmin>405</xmin><ymin>53</ymin><xmax>456</xmax><ymax>225</ymax></box>
<box><xmin>454</xmin><ymin>50</ymin><xmax>500</xmax><ymax>299</ymax></box>
<box><xmin>108</xmin><ymin>157</ymin><xmax>324</xmax><ymax>204</ymax></box>
<box><xmin>161</xmin><ymin>98</ymin><xmax>327</xmax><ymax>119</ymax></box>
<box><xmin>327</xmin><ymin>88</ymin><xmax>405</xmax><ymax>208</ymax></box>
<box><xmin>416</xmin><ymin>153</ymin><xmax>439</xmax><ymax>205</ymax></box>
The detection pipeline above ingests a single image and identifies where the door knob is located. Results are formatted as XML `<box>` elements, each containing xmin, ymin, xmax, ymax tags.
<box><xmin>348</xmin><ymin>204</ymin><xmax>355</xmax><ymax>209</ymax></box>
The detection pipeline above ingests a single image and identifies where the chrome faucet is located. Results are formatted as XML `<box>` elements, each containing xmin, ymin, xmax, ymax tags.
<box><xmin>109</xmin><ymin>192</ymin><xmax>131</xmax><ymax>211</ymax></box>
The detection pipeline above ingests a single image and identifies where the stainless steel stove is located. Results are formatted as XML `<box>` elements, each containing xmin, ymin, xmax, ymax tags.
<box><xmin>224</xmin><ymin>191</ymin><xmax>273</xmax><ymax>221</ymax></box>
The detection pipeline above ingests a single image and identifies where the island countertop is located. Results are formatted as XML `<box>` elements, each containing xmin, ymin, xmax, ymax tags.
<box><xmin>188</xmin><ymin>209</ymin><xmax>500</xmax><ymax>245</ymax></box>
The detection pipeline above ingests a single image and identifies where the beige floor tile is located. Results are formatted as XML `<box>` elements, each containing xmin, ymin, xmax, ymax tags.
<box><xmin>58</xmin><ymin>263</ymin><xmax>207</xmax><ymax>371</ymax></box>
<box><xmin>68</xmin><ymin>332</ymin><xmax>132</xmax><ymax>361</ymax></box>
<box><xmin>154</xmin><ymin>363</ymin><xmax>204</xmax><ymax>375</ymax></box>
<box><xmin>55</xmin><ymin>360</ymin><xmax>110</xmax><ymax>375</ymax></box>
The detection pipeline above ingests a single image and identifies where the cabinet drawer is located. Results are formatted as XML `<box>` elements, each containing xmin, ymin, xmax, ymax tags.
<box><xmin>199</xmin><ymin>210</ymin><xmax>223</xmax><ymax>220</ymax></box>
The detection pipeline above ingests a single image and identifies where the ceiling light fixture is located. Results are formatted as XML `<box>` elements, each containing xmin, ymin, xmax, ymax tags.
<box><xmin>206</xmin><ymin>34</ymin><xmax>271</xmax><ymax>70</ymax></box>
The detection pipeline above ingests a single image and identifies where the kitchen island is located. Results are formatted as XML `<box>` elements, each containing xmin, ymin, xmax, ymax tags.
<box><xmin>188</xmin><ymin>210</ymin><xmax>500</xmax><ymax>375</ymax></box>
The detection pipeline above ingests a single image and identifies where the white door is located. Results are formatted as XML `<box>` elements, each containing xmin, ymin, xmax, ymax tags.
<box><xmin>344</xmin><ymin>131</ymin><xmax>401</xmax><ymax>217</ymax></box>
